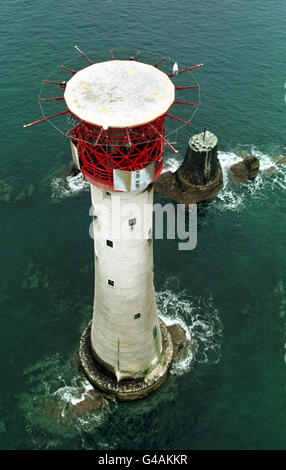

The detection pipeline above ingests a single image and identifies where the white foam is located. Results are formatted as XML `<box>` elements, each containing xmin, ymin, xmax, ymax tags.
<box><xmin>213</xmin><ymin>148</ymin><xmax>286</xmax><ymax>212</ymax></box>
<box><xmin>51</xmin><ymin>173</ymin><xmax>89</xmax><ymax>199</ymax></box>
<box><xmin>54</xmin><ymin>385</ymin><xmax>85</xmax><ymax>406</ymax></box>
<box><xmin>21</xmin><ymin>354</ymin><xmax>109</xmax><ymax>440</ymax></box>
<box><xmin>163</xmin><ymin>157</ymin><xmax>180</xmax><ymax>173</ymax></box>
<box><xmin>156</xmin><ymin>284</ymin><xmax>223</xmax><ymax>375</ymax></box>
<box><xmin>163</xmin><ymin>148</ymin><xmax>286</xmax><ymax>213</ymax></box>
<box><xmin>53</xmin><ymin>377</ymin><xmax>95</xmax><ymax>406</ymax></box>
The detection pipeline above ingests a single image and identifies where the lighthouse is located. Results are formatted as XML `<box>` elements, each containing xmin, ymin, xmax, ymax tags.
<box><xmin>67</xmin><ymin>59</ymin><xmax>175</xmax><ymax>399</ymax></box>
<box><xmin>24</xmin><ymin>48</ymin><xmax>203</xmax><ymax>400</ymax></box>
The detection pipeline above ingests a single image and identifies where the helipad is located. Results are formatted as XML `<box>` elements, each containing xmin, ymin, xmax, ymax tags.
<box><xmin>64</xmin><ymin>60</ymin><xmax>175</xmax><ymax>128</ymax></box>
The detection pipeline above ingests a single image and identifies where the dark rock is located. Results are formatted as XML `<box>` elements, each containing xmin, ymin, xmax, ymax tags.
<box><xmin>230</xmin><ymin>155</ymin><xmax>259</xmax><ymax>182</ymax></box>
<box><xmin>275</xmin><ymin>156</ymin><xmax>286</xmax><ymax>165</ymax></box>
<box><xmin>41</xmin><ymin>162</ymin><xmax>75</xmax><ymax>186</ymax></box>
<box><xmin>68</xmin><ymin>389</ymin><xmax>106</xmax><ymax>416</ymax></box>
<box><xmin>30</xmin><ymin>389</ymin><xmax>107</xmax><ymax>426</ymax></box>
<box><xmin>167</xmin><ymin>323</ymin><xmax>188</xmax><ymax>363</ymax></box>
<box><xmin>71</xmin><ymin>351</ymin><xmax>83</xmax><ymax>375</ymax></box>
<box><xmin>15</xmin><ymin>183</ymin><xmax>36</xmax><ymax>202</ymax></box>
<box><xmin>68</xmin><ymin>164</ymin><xmax>81</xmax><ymax>177</ymax></box>
<box><xmin>154</xmin><ymin>130</ymin><xmax>223</xmax><ymax>205</ymax></box>
<box><xmin>154</xmin><ymin>169</ymin><xmax>223</xmax><ymax>206</ymax></box>
<box><xmin>264</xmin><ymin>166</ymin><xmax>276</xmax><ymax>178</ymax></box>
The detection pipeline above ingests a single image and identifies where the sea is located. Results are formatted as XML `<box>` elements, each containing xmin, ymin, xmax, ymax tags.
<box><xmin>1</xmin><ymin>0</ymin><xmax>286</xmax><ymax>450</ymax></box>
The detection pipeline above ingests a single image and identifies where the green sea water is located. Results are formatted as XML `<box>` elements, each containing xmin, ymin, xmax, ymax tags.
<box><xmin>1</xmin><ymin>0</ymin><xmax>286</xmax><ymax>450</ymax></box>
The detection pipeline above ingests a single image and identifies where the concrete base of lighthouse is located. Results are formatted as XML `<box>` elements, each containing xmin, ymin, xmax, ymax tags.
<box><xmin>79</xmin><ymin>318</ymin><xmax>173</xmax><ymax>401</ymax></box>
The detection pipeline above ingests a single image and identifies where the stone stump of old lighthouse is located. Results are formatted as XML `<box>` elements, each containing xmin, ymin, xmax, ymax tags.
<box><xmin>154</xmin><ymin>130</ymin><xmax>223</xmax><ymax>204</ymax></box>
<box><xmin>63</xmin><ymin>60</ymin><xmax>174</xmax><ymax>400</ymax></box>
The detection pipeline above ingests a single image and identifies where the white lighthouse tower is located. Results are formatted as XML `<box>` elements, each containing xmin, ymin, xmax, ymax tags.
<box><xmin>64</xmin><ymin>59</ymin><xmax>174</xmax><ymax>399</ymax></box>
<box><xmin>24</xmin><ymin>48</ymin><xmax>203</xmax><ymax>400</ymax></box>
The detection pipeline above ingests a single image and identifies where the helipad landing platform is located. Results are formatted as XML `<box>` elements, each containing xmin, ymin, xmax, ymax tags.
<box><xmin>64</xmin><ymin>60</ymin><xmax>175</xmax><ymax>128</ymax></box>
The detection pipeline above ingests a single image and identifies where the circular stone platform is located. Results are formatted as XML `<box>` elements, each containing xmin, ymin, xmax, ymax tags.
<box><xmin>64</xmin><ymin>60</ymin><xmax>175</xmax><ymax>129</ymax></box>
<box><xmin>79</xmin><ymin>318</ymin><xmax>173</xmax><ymax>401</ymax></box>
<box><xmin>154</xmin><ymin>165</ymin><xmax>223</xmax><ymax>205</ymax></box>
<box><xmin>189</xmin><ymin>130</ymin><xmax>218</xmax><ymax>152</ymax></box>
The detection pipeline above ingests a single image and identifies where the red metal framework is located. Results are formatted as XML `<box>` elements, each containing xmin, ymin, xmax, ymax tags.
<box><xmin>71</xmin><ymin>115</ymin><xmax>165</xmax><ymax>189</ymax></box>
<box><xmin>24</xmin><ymin>46</ymin><xmax>203</xmax><ymax>191</ymax></box>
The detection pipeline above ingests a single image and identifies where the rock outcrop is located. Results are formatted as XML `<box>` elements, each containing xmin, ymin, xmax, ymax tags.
<box><xmin>275</xmin><ymin>156</ymin><xmax>286</xmax><ymax>165</ymax></box>
<box><xmin>68</xmin><ymin>164</ymin><xmax>81</xmax><ymax>177</ymax></box>
<box><xmin>167</xmin><ymin>323</ymin><xmax>188</xmax><ymax>363</ymax></box>
<box><xmin>154</xmin><ymin>169</ymin><xmax>223</xmax><ymax>205</ymax></box>
<box><xmin>230</xmin><ymin>155</ymin><xmax>259</xmax><ymax>182</ymax></box>
<box><xmin>67</xmin><ymin>389</ymin><xmax>106</xmax><ymax>416</ymax></box>
<box><xmin>154</xmin><ymin>130</ymin><xmax>223</xmax><ymax>205</ymax></box>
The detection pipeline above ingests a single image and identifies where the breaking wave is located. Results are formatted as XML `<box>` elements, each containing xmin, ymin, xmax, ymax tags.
<box><xmin>49</xmin><ymin>146</ymin><xmax>286</xmax><ymax>205</ymax></box>
<box><xmin>18</xmin><ymin>283</ymin><xmax>223</xmax><ymax>448</ymax></box>
<box><xmin>156</xmin><ymin>279</ymin><xmax>223</xmax><ymax>375</ymax></box>
<box><xmin>163</xmin><ymin>156</ymin><xmax>180</xmax><ymax>173</ymax></box>
<box><xmin>51</xmin><ymin>173</ymin><xmax>89</xmax><ymax>199</ymax></box>
<box><xmin>17</xmin><ymin>350</ymin><xmax>177</xmax><ymax>449</ymax></box>
<box><xmin>164</xmin><ymin>147</ymin><xmax>286</xmax><ymax>212</ymax></box>
<box><xmin>18</xmin><ymin>353</ymin><xmax>111</xmax><ymax>447</ymax></box>
<box><xmin>213</xmin><ymin>148</ymin><xmax>286</xmax><ymax>212</ymax></box>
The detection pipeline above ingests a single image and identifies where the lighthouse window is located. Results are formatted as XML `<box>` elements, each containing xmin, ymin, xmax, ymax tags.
<box><xmin>108</xmin><ymin>279</ymin><xmax>114</xmax><ymax>287</ymax></box>
<box><xmin>104</xmin><ymin>191</ymin><xmax>111</xmax><ymax>198</ymax></box>
<box><xmin>106</xmin><ymin>239</ymin><xmax>113</xmax><ymax>248</ymax></box>
<box><xmin>134</xmin><ymin>313</ymin><xmax>141</xmax><ymax>320</ymax></box>
<box><xmin>153</xmin><ymin>325</ymin><xmax>157</xmax><ymax>338</ymax></box>
<box><xmin>129</xmin><ymin>218</ymin><xmax>136</xmax><ymax>227</ymax></box>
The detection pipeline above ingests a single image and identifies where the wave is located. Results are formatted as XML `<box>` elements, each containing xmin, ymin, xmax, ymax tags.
<box><xmin>162</xmin><ymin>156</ymin><xmax>180</xmax><ymax>173</ymax></box>
<box><xmin>51</xmin><ymin>173</ymin><xmax>89</xmax><ymax>199</ymax></box>
<box><xmin>53</xmin><ymin>379</ymin><xmax>95</xmax><ymax>409</ymax></box>
<box><xmin>164</xmin><ymin>147</ymin><xmax>286</xmax><ymax>212</ymax></box>
<box><xmin>18</xmin><ymin>282</ymin><xmax>222</xmax><ymax>448</ymax></box>
<box><xmin>18</xmin><ymin>353</ymin><xmax>110</xmax><ymax>446</ymax></box>
<box><xmin>49</xmin><ymin>146</ymin><xmax>286</xmax><ymax>208</ymax></box>
<box><xmin>213</xmin><ymin>148</ymin><xmax>286</xmax><ymax>211</ymax></box>
<box><xmin>18</xmin><ymin>349</ymin><xmax>177</xmax><ymax>449</ymax></box>
<box><xmin>156</xmin><ymin>280</ymin><xmax>223</xmax><ymax>375</ymax></box>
